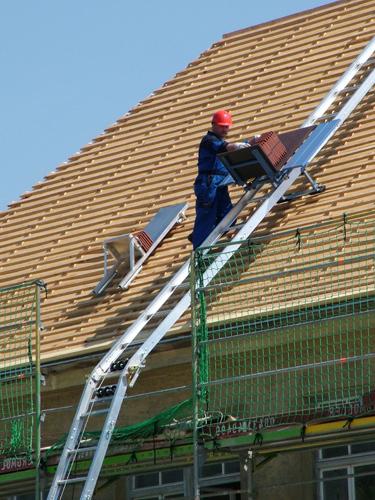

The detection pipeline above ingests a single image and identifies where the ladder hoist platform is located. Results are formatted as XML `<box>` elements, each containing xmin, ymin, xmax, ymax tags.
<box><xmin>218</xmin><ymin>124</ymin><xmax>325</xmax><ymax>200</ymax></box>
<box><xmin>93</xmin><ymin>203</ymin><xmax>188</xmax><ymax>295</ymax></box>
<box><xmin>48</xmin><ymin>36</ymin><xmax>375</xmax><ymax>500</ymax></box>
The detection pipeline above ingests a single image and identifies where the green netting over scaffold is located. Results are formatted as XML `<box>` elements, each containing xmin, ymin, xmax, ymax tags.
<box><xmin>191</xmin><ymin>212</ymin><xmax>375</xmax><ymax>438</ymax></box>
<box><xmin>0</xmin><ymin>281</ymin><xmax>41</xmax><ymax>465</ymax></box>
<box><xmin>47</xmin><ymin>398</ymin><xmax>193</xmax><ymax>460</ymax></box>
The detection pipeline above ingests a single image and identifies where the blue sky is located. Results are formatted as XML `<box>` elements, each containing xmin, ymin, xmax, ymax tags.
<box><xmin>0</xmin><ymin>0</ymin><xmax>331</xmax><ymax>210</ymax></box>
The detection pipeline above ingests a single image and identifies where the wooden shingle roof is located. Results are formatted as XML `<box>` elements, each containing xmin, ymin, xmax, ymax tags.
<box><xmin>0</xmin><ymin>0</ymin><xmax>374</xmax><ymax>361</ymax></box>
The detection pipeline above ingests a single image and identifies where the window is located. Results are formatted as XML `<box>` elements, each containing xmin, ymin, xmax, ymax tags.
<box><xmin>134</xmin><ymin>472</ymin><xmax>160</xmax><ymax>489</ymax></box>
<box><xmin>354</xmin><ymin>464</ymin><xmax>375</xmax><ymax>500</ymax></box>
<box><xmin>224</xmin><ymin>461</ymin><xmax>241</xmax><ymax>474</ymax></box>
<box><xmin>322</xmin><ymin>469</ymin><xmax>349</xmax><ymax>500</ymax></box>
<box><xmin>352</xmin><ymin>443</ymin><xmax>375</xmax><ymax>454</ymax></box>
<box><xmin>199</xmin><ymin>461</ymin><xmax>240</xmax><ymax>500</ymax></box>
<box><xmin>135</xmin><ymin>497</ymin><xmax>159</xmax><ymax>500</ymax></box>
<box><xmin>318</xmin><ymin>442</ymin><xmax>375</xmax><ymax>500</ymax></box>
<box><xmin>133</xmin><ymin>468</ymin><xmax>184</xmax><ymax>490</ymax></box>
<box><xmin>7</xmin><ymin>494</ymin><xmax>45</xmax><ymax>500</ymax></box>
<box><xmin>161</xmin><ymin>469</ymin><xmax>184</xmax><ymax>484</ymax></box>
<box><xmin>200</xmin><ymin>462</ymin><xmax>223</xmax><ymax>477</ymax></box>
<box><xmin>128</xmin><ymin>460</ymin><xmax>240</xmax><ymax>500</ymax></box>
<box><xmin>322</xmin><ymin>446</ymin><xmax>349</xmax><ymax>459</ymax></box>
<box><xmin>131</xmin><ymin>467</ymin><xmax>185</xmax><ymax>499</ymax></box>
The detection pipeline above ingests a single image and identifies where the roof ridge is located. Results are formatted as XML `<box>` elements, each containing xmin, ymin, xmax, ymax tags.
<box><xmin>222</xmin><ymin>0</ymin><xmax>363</xmax><ymax>39</ymax></box>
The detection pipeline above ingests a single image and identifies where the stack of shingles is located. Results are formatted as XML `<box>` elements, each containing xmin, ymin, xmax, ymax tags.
<box><xmin>134</xmin><ymin>231</ymin><xmax>154</xmax><ymax>253</ymax></box>
<box><xmin>250</xmin><ymin>131</ymin><xmax>288</xmax><ymax>170</ymax></box>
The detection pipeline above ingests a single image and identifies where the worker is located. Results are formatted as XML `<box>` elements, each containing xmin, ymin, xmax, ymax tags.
<box><xmin>190</xmin><ymin>110</ymin><xmax>247</xmax><ymax>249</ymax></box>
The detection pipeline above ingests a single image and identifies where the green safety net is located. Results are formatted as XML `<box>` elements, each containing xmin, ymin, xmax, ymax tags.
<box><xmin>47</xmin><ymin>398</ymin><xmax>193</xmax><ymax>458</ymax></box>
<box><xmin>0</xmin><ymin>281</ymin><xmax>41</xmax><ymax>463</ymax></box>
<box><xmin>191</xmin><ymin>212</ymin><xmax>375</xmax><ymax>437</ymax></box>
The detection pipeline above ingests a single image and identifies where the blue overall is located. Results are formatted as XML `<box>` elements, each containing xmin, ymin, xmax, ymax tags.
<box><xmin>191</xmin><ymin>131</ymin><xmax>233</xmax><ymax>249</ymax></box>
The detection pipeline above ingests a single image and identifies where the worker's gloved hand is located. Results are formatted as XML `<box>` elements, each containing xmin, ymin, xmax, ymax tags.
<box><xmin>234</xmin><ymin>142</ymin><xmax>251</xmax><ymax>149</ymax></box>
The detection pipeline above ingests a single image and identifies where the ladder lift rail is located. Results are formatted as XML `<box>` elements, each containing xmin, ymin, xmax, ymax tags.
<box><xmin>81</xmin><ymin>43</ymin><xmax>375</xmax><ymax>500</ymax></box>
<box><xmin>47</xmin><ymin>36</ymin><xmax>375</xmax><ymax>500</ymax></box>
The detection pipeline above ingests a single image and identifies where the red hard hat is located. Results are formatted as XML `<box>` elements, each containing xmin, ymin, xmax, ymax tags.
<box><xmin>212</xmin><ymin>110</ymin><xmax>233</xmax><ymax>126</ymax></box>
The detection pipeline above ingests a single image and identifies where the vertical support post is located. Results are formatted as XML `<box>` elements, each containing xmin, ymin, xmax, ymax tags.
<box><xmin>184</xmin><ymin>467</ymin><xmax>195</xmax><ymax>499</ymax></box>
<box><xmin>192</xmin><ymin>391</ymin><xmax>200</xmax><ymax>499</ymax></box>
<box><xmin>129</xmin><ymin>238</ymin><xmax>135</xmax><ymax>270</ymax></box>
<box><xmin>190</xmin><ymin>252</ymin><xmax>200</xmax><ymax>500</ymax></box>
<box><xmin>240</xmin><ymin>450</ymin><xmax>255</xmax><ymax>500</ymax></box>
<box><xmin>103</xmin><ymin>243</ymin><xmax>109</xmax><ymax>274</ymax></box>
<box><xmin>34</xmin><ymin>284</ymin><xmax>42</xmax><ymax>500</ymax></box>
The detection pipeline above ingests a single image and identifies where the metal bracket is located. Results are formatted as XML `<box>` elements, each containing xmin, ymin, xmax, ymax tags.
<box><xmin>93</xmin><ymin>203</ymin><xmax>188</xmax><ymax>295</ymax></box>
<box><xmin>243</xmin><ymin>176</ymin><xmax>269</xmax><ymax>192</ymax></box>
<box><xmin>278</xmin><ymin>168</ymin><xmax>326</xmax><ymax>202</ymax></box>
<box><xmin>126</xmin><ymin>363</ymin><xmax>145</xmax><ymax>388</ymax></box>
<box><xmin>278</xmin><ymin>183</ymin><xmax>326</xmax><ymax>202</ymax></box>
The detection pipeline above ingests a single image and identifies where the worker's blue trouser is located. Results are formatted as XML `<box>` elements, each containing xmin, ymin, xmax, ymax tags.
<box><xmin>191</xmin><ymin>186</ymin><xmax>233</xmax><ymax>249</ymax></box>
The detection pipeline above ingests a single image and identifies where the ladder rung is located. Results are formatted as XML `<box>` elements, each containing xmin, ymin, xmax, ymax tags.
<box><xmin>145</xmin><ymin>309</ymin><xmax>173</xmax><ymax>320</ymax></box>
<box><xmin>341</xmin><ymin>85</ymin><xmax>359</xmax><ymax>92</ymax></box>
<box><xmin>103</xmin><ymin>371</ymin><xmax>122</xmax><ymax>379</ymax></box>
<box><xmin>229</xmin><ymin>222</ymin><xmax>246</xmax><ymax>231</ymax></box>
<box><xmin>217</xmin><ymin>223</ymin><xmax>246</xmax><ymax>239</ymax></box>
<box><xmin>67</xmin><ymin>446</ymin><xmax>97</xmax><ymax>454</ymax></box>
<box><xmin>177</xmin><ymin>282</ymin><xmax>190</xmax><ymax>290</ymax></box>
<box><xmin>316</xmin><ymin>113</ymin><xmax>336</xmax><ymax>120</ymax></box>
<box><xmin>58</xmin><ymin>476</ymin><xmax>87</xmax><ymax>484</ymax></box>
<box><xmin>247</xmin><ymin>195</ymin><xmax>269</xmax><ymax>203</ymax></box>
<box><xmin>152</xmin><ymin>309</ymin><xmax>173</xmax><ymax>318</ymax></box>
<box><xmin>81</xmin><ymin>408</ymin><xmax>109</xmax><ymax>417</ymax></box>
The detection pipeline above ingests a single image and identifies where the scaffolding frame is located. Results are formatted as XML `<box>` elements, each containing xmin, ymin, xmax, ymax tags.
<box><xmin>0</xmin><ymin>281</ymin><xmax>43</xmax><ymax>499</ymax></box>
<box><xmin>191</xmin><ymin>211</ymin><xmax>375</xmax><ymax>457</ymax></box>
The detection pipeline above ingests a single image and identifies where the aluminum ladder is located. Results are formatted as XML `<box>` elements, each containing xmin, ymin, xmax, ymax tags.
<box><xmin>47</xmin><ymin>36</ymin><xmax>375</xmax><ymax>500</ymax></box>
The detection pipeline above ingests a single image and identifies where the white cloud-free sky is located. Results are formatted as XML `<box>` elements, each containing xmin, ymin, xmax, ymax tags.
<box><xmin>0</xmin><ymin>0</ymin><xmax>332</xmax><ymax>210</ymax></box>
